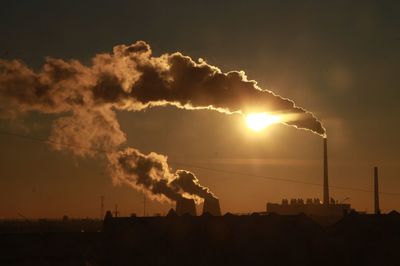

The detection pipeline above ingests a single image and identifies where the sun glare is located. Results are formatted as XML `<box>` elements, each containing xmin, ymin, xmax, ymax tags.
<box><xmin>246</xmin><ymin>113</ymin><xmax>280</xmax><ymax>132</ymax></box>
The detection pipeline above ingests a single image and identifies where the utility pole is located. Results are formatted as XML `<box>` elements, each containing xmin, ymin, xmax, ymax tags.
<box><xmin>143</xmin><ymin>194</ymin><xmax>146</xmax><ymax>217</ymax></box>
<box><xmin>100</xmin><ymin>195</ymin><xmax>104</xmax><ymax>220</ymax></box>
<box><xmin>374</xmin><ymin>167</ymin><xmax>380</xmax><ymax>215</ymax></box>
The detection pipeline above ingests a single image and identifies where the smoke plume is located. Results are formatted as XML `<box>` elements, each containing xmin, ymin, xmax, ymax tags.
<box><xmin>107</xmin><ymin>148</ymin><xmax>216</xmax><ymax>203</ymax></box>
<box><xmin>0</xmin><ymin>40</ymin><xmax>326</xmax><ymax>203</ymax></box>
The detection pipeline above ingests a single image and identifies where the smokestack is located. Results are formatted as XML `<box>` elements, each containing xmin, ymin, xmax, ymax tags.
<box><xmin>202</xmin><ymin>198</ymin><xmax>221</xmax><ymax>216</ymax></box>
<box><xmin>323</xmin><ymin>137</ymin><xmax>329</xmax><ymax>205</ymax></box>
<box><xmin>374</xmin><ymin>166</ymin><xmax>380</xmax><ymax>215</ymax></box>
<box><xmin>176</xmin><ymin>198</ymin><xmax>196</xmax><ymax>216</ymax></box>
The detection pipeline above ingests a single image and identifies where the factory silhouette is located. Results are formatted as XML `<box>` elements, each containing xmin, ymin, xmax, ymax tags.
<box><xmin>266</xmin><ymin>138</ymin><xmax>354</xmax><ymax>221</ymax></box>
<box><xmin>2</xmin><ymin>138</ymin><xmax>399</xmax><ymax>266</ymax></box>
<box><xmin>106</xmin><ymin>137</ymin><xmax>377</xmax><ymax>220</ymax></box>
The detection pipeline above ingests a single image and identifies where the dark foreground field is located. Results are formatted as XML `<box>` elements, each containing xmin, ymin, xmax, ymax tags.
<box><xmin>1</xmin><ymin>212</ymin><xmax>400</xmax><ymax>266</ymax></box>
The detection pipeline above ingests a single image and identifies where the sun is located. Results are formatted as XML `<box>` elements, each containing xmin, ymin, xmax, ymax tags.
<box><xmin>245</xmin><ymin>113</ymin><xmax>280</xmax><ymax>132</ymax></box>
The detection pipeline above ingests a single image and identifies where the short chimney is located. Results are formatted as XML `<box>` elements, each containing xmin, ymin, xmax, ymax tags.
<box><xmin>202</xmin><ymin>197</ymin><xmax>221</xmax><ymax>216</ymax></box>
<box><xmin>176</xmin><ymin>198</ymin><xmax>196</xmax><ymax>216</ymax></box>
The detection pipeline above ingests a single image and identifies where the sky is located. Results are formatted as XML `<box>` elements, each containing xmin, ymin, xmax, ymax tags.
<box><xmin>0</xmin><ymin>0</ymin><xmax>399</xmax><ymax>218</ymax></box>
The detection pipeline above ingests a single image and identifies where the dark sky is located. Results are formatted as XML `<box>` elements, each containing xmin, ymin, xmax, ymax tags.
<box><xmin>1</xmin><ymin>0</ymin><xmax>399</xmax><ymax>218</ymax></box>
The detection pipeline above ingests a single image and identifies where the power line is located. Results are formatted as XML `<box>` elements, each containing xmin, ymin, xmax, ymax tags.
<box><xmin>0</xmin><ymin>129</ymin><xmax>399</xmax><ymax>197</ymax></box>
<box><xmin>169</xmin><ymin>161</ymin><xmax>400</xmax><ymax>196</ymax></box>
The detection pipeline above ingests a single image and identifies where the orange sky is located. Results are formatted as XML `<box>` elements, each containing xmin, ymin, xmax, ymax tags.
<box><xmin>1</xmin><ymin>1</ymin><xmax>399</xmax><ymax>218</ymax></box>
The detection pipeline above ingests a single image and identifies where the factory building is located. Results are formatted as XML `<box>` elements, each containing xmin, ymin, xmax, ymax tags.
<box><xmin>267</xmin><ymin>198</ymin><xmax>351</xmax><ymax>216</ymax></box>
<box><xmin>266</xmin><ymin>138</ymin><xmax>352</xmax><ymax>217</ymax></box>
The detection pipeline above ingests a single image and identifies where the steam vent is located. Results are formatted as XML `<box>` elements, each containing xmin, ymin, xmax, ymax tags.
<box><xmin>202</xmin><ymin>198</ymin><xmax>221</xmax><ymax>216</ymax></box>
<box><xmin>176</xmin><ymin>198</ymin><xmax>196</xmax><ymax>216</ymax></box>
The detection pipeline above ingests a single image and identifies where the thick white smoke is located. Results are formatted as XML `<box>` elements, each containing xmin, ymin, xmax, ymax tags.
<box><xmin>107</xmin><ymin>148</ymin><xmax>216</xmax><ymax>203</ymax></box>
<box><xmin>0</xmin><ymin>41</ymin><xmax>326</xmax><ymax>202</ymax></box>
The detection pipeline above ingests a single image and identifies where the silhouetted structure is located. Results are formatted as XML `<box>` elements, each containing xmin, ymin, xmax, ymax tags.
<box><xmin>323</xmin><ymin>137</ymin><xmax>329</xmax><ymax>205</ymax></box>
<box><xmin>267</xmin><ymin>198</ymin><xmax>351</xmax><ymax>217</ymax></box>
<box><xmin>266</xmin><ymin>137</ymin><xmax>351</xmax><ymax>219</ymax></box>
<box><xmin>167</xmin><ymin>208</ymin><xmax>178</xmax><ymax>217</ymax></box>
<box><xmin>114</xmin><ymin>204</ymin><xmax>119</xmax><ymax>217</ymax></box>
<box><xmin>105</xmin><ymin>210</ymin><xmax>113</xmax><ymax>220</ymax></box>
<box><xmin>176</xmin><ymin>198</ymin><xmax>196</xmax><ymax>216</ymax></box>
<box><xmin>100</xmin><ymin>195</ymin><xmax>104</xmax><ymax>220</ymax></box>
<box><xmin>374</xmin><ymin>166</ymin><xmax>380</xmax><ymax>215</ymax></box>
<box><xmin>98</xmin><ymin>212</ymin><xmax>400</xmax><ymax>266</ymax></box>
<box><xmin>202</xmin><ymin>198</ymin><xmax>221</xmax><ymax>216</ymax></box>
<box><xmin>3</xmin><ymin>212</ymin><xmax>400</xmax><ymax>265</ymax></box>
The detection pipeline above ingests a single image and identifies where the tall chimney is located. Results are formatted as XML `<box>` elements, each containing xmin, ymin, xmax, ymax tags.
<box><xmin>323</xmin><ymin>137</ymin><xmax>329</xmax><ymax>205</ymax></box>
<box><xmin>374</xmin><ymin>166</ymin><xmax>380</xmax><ymax>215</ymax></box>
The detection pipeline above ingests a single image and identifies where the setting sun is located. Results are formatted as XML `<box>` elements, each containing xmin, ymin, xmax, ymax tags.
<box><xmin>245</xmin><ymin>113</ymin><xmax>280</xmax><ymax>132</ymax></box>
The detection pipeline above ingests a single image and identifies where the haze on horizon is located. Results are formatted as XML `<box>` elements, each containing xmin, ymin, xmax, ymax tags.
<box><xmin>0</xmin><ymin>0</ymin><xmax>399</xmax><ymax>219</ymax></box>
